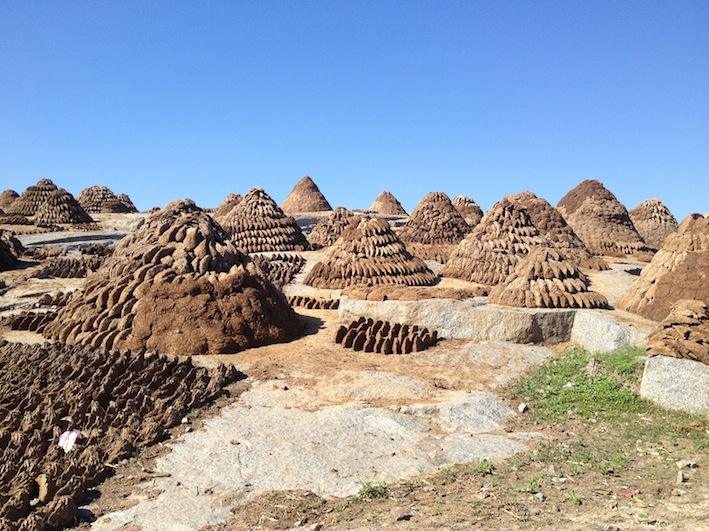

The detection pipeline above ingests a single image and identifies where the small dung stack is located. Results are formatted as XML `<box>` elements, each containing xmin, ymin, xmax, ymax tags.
<box><xmin>488</xmin><ymin>247</ymin><xmax>609</xmax><ymax>309</ymax></box>
<box><xmin>280</xmin><ymin>175</ymin><xmax>332</xmax><ymax>212</ymax></box>
<box><xmin>629</xmin><ymin>199</ymin><xmax>678</xmax><ymax>250</ymax></box>
<box><xmin>220</xmin><ymin>187</ymin><xmax>309</xmax><ymax>253</ymax></box>
<box><xmin>288</xmin><ymin>295</ymin><xmax>340</xmax><ymax>310</ymax></box>
<box><xmin>441</xmin><ymin>198</ymin><xmax>549</xmax><ymax>286</ymax></box>
<box><xmin>368</xmin><ymin>191</ymin><xmax>408</xmax><ymax>216</ymax></box>
<box><xmin>77</xmin><ymin>185</ymin><xmax>138</xmax><ymax>213</ymax></box>
<box><xmin>334</xmin><ymin>317</ymin><xmax>438</xmax><ymax>354</ymax></box>
<box><xmin>0</xmin><ymin>189</ymin><xmax>19</xmax><ymax>210</ymax></box>
<box><xmin>616</xmin><ymin>214</ymin><xmax>709</xmax><ymax>321</ymax></box>
<box><xmin>556</xmin><ymin>179</ymin><xmax>649</xmax><ymax>257</ymax></box>
<box><xmin>213</xmin><ymin>193</ymin><xmax>243</xmax><ymax>223</ymax></box>
<box><xmin>452</xmin><ymin>195</ymin><xmax>483</xmax><ymax>227</ymax></box>
<box><xmin>251</xmin><ymin>253</ymin><xmax>306</xmax><ymax>289</ymax></box>
<box><xmin>6</xmin><ymin>178</ymin><xmax>59</xmax><ymax>216</ymax></box>
<box><xmin>646</xmin><ymin>299</ymin><xmax>709</xmax><ymax>365</ymax></box>
<box><xmin>34</xmin><ymin>188</ymin><xmax>94</xmax><ymax>225</ymax></box>
<box><xmin>307</xmin><ymin>207</ymin><xmax>362</xmax><ymax>248</ymax></box>
<box><xmin>43</xmin><ymin>199</ymin><xmax>302</xmax><ymax>355</ymax></box>
<box><xmin>304</xmin><ymin>217</ymin><xmax>437</xmax><ymax>289</ymax></box>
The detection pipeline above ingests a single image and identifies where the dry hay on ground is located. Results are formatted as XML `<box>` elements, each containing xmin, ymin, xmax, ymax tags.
<box><xmin>5</xmin><ymin>179</ymin><xmax>59</xmax><ymax>217</ymax></box>
<box><xmin>77</xmin><ymin>185</ymin><xmax>138</xmax><ymax>214</ymax></box>
<box><xmin>646</xmin><ymin>299</ymin><xmax>709</xmax><ymax>365</ymax></box>
<box><xmin>0</xmin><ymin>190</ymin><xmax>19</xmax><ymax>210</ymax></box>
<box><xmin>629</xmin><ymin>198</ymin><xmax>679</xmax><ymax>250</ymax></box>
<box><xmin>219</xmin><ymin>187</ymin><xmax>309</xmax><ymax>253</ymax></box>
<box><xmin>43</xmin><ymin>199</ymin><xmax>302</xmax><ymax>355</ymax></box>
<box><xmin>488</xmin><ymin>247</ymin><xmax>609</xmax><ymax>309</ymax></box>
<box><xmin>307</xmin><ymin>207</ymin><xmax>361</xmax><ymax>248</ymax></box>
<box><xmin>212</xmin><ymin>193</ymin><xmax>243</xmax><ymax>223</ymax></box>
<box><xmin>452</xmin><ymin>195</ymin><xmax>483</xmax><ymax>227</ymax></box>
<box><xmin>251</xmin><ymin>253</ymin><xmax>306</xmax><ymax>289</ymax></box>
<box><xmin>304</xmin><ymin>217</ymin><xmax>437</xmax><ymax>289</ymax></box>
<box><xmin>0</xmin><ymin>340</ymin><xmax>241</xmax><ymax>530</ymax></box>
<box><xmin>441</xmin><ymin>197</ymin><xmax>549</xmax><ymax>286</ymax></box>
<box><xmin>34</xmin><ymin>188</ymin><xmax>94</xmax><ymax>225</ymax></box>
<box><xmin>556</xmin><ymin>179</ymin><xmax>650</xmax><ymax>258</ymax></box>
<box><xmin>335</xmin><ymin>317</ymin><xmax>439</xmax><ymax>354</ymax></box>
<box><xmin>616</xmin><ymin>214</ymin><xmax>709</xmax><ymax>321</ymax></box>
<box><xmin>280</xmin><ymin>175</ymin><xmax>332</xmax><ymax>212</ymax></box>
<box><xmin>368</xmin><ymin>191</ymin><xmax>408</xmax><ymax>216</ymax></box>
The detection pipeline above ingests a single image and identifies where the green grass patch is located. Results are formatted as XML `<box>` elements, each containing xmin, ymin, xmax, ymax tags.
<box><xmin>354</xmin><ymin>480</ymin><xmax>388</xmax><ymax>502</ymax></box>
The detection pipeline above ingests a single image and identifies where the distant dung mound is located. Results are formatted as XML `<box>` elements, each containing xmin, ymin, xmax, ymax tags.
<box><xmin>77</xmin><ymin>185</ymin><xmax>138</xmax><ymax>214</ymax></box>
<box><xmin>646</xmin><ymin>299</ymin><xmax>709</xmax><ymax>365</ymax></box>
<box><xmin>304</xmin><ymin>217</ymin><xmax>437</xmax><ymax>289</ymax></box>
<box><xmin>0</xmin><ymin>189</ymin><xmax>19</xmax><ymax>210</ymax></box>
<box><xmin>213</xmin><ymin>193</ymin><xmax>243</xmax><ymax>223</ymax></box>
<box><xmin>368</xmin><ymin>191</ymin><xmax>408</xmax><ymax>216</ymax></box>
<box><xmin>6</xmin><ymin>179</ymin><xmax>58</xmax><ymax>216</ymax></box>
<box><xmin>34</xmin><ymin>188</ymin><xmax>94</xmax><ymax>225</ymax></box>
<box><xmin>43</xmin><ymin>199</ymin><xmax>302</xmax><ymax>354</ymax></box>
<box><xmin>307</xmin><ymin>207</ymin><xmax>362</xmax><ymax>248</ymax></box>
<box><xmin>116</xmin><ymin>193</ymin><xmax>138</xmax><ymax>212</ymax></box>
<box><xmin>452</xmin><ymin>195</ymin><xmax>483</xmax><ymax>227</ymax></box>
<box><xmin>280</xmin><ymin>175</ymin><xmax>332</xmax><ymax>212</ymax></box>
<box><xmin>629</xmin><ymin>199</ymin><xmax>678</xmax><ymax>250</ymax></box>
<box><xmin>616</xmin><ymin>214</ymin><xmax>709</xmax><ymax>321</ymax></box>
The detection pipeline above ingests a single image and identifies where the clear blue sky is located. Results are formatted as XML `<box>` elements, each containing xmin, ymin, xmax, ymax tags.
<box><xmin>1</xmin><ymin>1</ymin><xmax>707</xmax><ymax>219</ymax></box>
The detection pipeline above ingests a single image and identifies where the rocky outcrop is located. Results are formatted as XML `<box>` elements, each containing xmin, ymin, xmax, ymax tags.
<box><xmin>368</xmin><ymin>191</ymin><xmax>407</xmax><ymax>216</ymax></box>
<box><xmin>334</xmin><ymin>317</ymin><xmax>439</xmax><ymax>354</ymax></box>
<box><xmin>452</xmin><ymin>195</ymin><xmax>483</xmax><ymax>227</ymax></box>
<box><xmin>34</xmin><ymin>188</ymin><xmax>94</xmax><ymax>225</ymax></box>
<box><xmin>280</xmin><ymin>176</ymin><xmax>332</xmax><ymax>212</ymax></box>
<box><xmin>307</xmin><ymin>207</ymin><xmax>361</xmax><ymax>248</ymax></box>
<box><xmin>629</xmin><ymin>198</ymin><xmax>678</xmax><ymax>250</ymax></box>
<box><xmin>646</xmin><ymin>299</ymin><xmax>709</xmax><ymax>365</ymax></box>
<box><xmin>616</xmin><ymin>214</ymin><xmax>709</xmax><ymax>321</ymax></box>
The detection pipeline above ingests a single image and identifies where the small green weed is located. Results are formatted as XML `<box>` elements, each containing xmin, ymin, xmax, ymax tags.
<box><xmin>355</xmin><ymin>480</ymin><xmax>388</xmax><ymax>501</ymax></box>
<box><xmin>468</xmin><ymin>458</ymin><xmax>494</xmax><ymax>475</ymax></box>
<box><xmin>568</xmin><ymin>489</ymin><xmax>582</xmax><ymax>506</ymax></box>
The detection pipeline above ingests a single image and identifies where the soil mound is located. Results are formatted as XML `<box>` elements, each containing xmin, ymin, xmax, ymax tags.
<box><xmin>304</xmin><ymin>217</ymin><xmax>437</xmax><ymax>289</ymax></box>
<box><xmin>220</xmin><ymin>187</ymin><xmax>309</xmax><ymax>253</ymax></box>
<box><xmin>489</xmin><ymin>247</ymin><xmax>609</xmax><ymax>309</ymax></box>
<box><xmin>441</xmin><ymin>198</ymin><xmax>549</xmax><ymax>286</ymax></box>
<box><xmin>0</xmin><ymin>340</ymin><xmax>241</xmax><ymax>530</ymax></box>
<box><xmin>629</xmin><ymin>199</ymin><xmax>678</xmax><ymax>250</ymax></box>
<box><xmin>556</xmin><ymin>179</ymin><xmax>648</xmax><ymax>257</ymax></box>
<box><xmin>368</xmin><ymin>191</ymin><xmax>407</xmax><ymax>216</ymax></box>
<box><xmin>43</xmin><ymin>199</ymin><xmax>302</xmax><ymax>354</ymax></box>
<box><xmin>307</xmin><ymin>207</ymin><xmax>362</xmax><ymax>248</ymax></box>
<box><xmin>646</xmin><ymin>299</ymin><xmax>709</xmax><ymax>365</ymax></box>
<box><xmin>77</xmin><ymin>185</ymin><xmax>138</xmax><ymax>214</ymax></box>
<box><xmin>213</xmin><ymin>193</ymin><xmax>243</xmax><ymax>222</ymax></box>
<box><xmin>334</xmin><ymin>317</ymin><xmax>439</xmax><ymax>354</ymax></box>
<box><xmin>616</xmin><ymin>214</ymin><xmax>709</xmax><ymax>321</ymax></box>
<box><xmin>6</xmin><ymin>178</ymin><xmax>58</xmax><ymax>216</ymax></box>
<box><xmin>452</xmin><ymin>195</ymin><xmax>483</xmax><ymax>227</ymax></box>
<box><xmin>34</xmin><ymin>188</ymin><xmax>94</xmax><ymax>225</ymax></box>
<box><xmin>0</xmin><ymin>189</ymin><xmax>19</xmax><ymax>210</ymax></box>
<box><xmin>280</xmin><ymin>175</ymin><xmax>332</xmax><ymax>212</ymax></box>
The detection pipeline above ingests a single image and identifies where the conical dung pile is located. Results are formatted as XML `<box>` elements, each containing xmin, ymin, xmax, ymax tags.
<box><xmin>399</xmin><ymin>192</ymin><xmax>470</xmax><ymax>245</ymax></box>
<box><xmin>368</xmin><ymin>191</ymin><xmax>408</xmax><ymax>216</ymax></box>
<box><xmin>646</xmin><ymin>299</ymin><xmax>709</xmax><ymax>365</ymax></box>
<box><xmin>77</xmin><ymin>185</ymin><xmax>138</xmax><ymax>214</ymax></box>
<box><xmin>213</xmin><ymin>193</ymin><xmax>242</xmax><ymax>223</ymax></box>
<box><xmin>307</xmin><ymin>207</ymin><xmax>362</xmax><ymax>248</ymax></box>
<box><xmin>616</xmin><ymin>214</ymin><xmax>709</xmax><ymax>321</ymax></box>
<box><xmin>116</xmin><ymin>193</ymin><xmax>138</xmax><ymax>212</ymax></box>
<box><xmin>441</xmin><ymin>198</ymin><xmax>550</xmax><ymax>286</ymax></box>
<box><xmin>43</xmin><ymin>199</ymin><xmax>302</xmax><ymax>354</ymax></box>
<box><xmin>629</xmin><ymin>199</ymin><xmax>678</xmax><ymax>250</ymax></box>
<box><xmin>220</xmin><ymin>187</ymin><xmax>309</xmax><ymax>253</ymax></box>
<box><xmin>304</xmin><ymin>217</ymin><xmax>437</xmax><ymax>289</ymax></box>
<box><xmin>489</xmin><ymin>247</ymin><xmax>608</xmax><ymax>309</ymax></box>
<box><xmin>0</xmin><ymin>190</ymin><xmax>19</xmax><ymax>210</ymax></box>
<box><xmin>34</xmin><ymin>188</ymin><xmax>94</xmax><ymax>225</ymax></box>
<box><xmin>508</xmin><ymin>191</ymin><xmax>593</xmax><ymax>265</ymax></box>
<box><xmin>452</xmin><ymin>195</ymin><xmax>483</xmax><ymax>227</ymax></box>
<box><xmin>280</xmin><ymin>175</ymin><xmax>332</xmax><ymax>212</ymax></box>
<box><xmin>6</xmin><ymin>179</ymin><xmax>58</xmax><ymax>216</ymax></box>
<box><xmin>556</xmin><ymin>179</ymin><xmax>647</xmax><ymax>256</ymax></box>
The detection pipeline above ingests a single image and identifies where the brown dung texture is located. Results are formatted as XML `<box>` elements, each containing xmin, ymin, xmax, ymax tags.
<box><xmin>307</xmin><ymin>207</ymin><xmax>362</xmax><ymax>248</ymax></box>
<box><xmin>280</xmin><ymin>175</ymin><xmax>332</xmax><ymax>212</ymax></box>
<box><xmin>556</xmin><ymin>179</ymin><xmax>648</xmax><ymax>257</ymax></box>
<box><xmin>77</xmin><ymin>185</ymin><xmax>138</xmax><ymax>214</ymax></box>
<box><xmin>43</xmin><ymin>199</ymin><xmax>302</xmax><ymax>354</ymax></box>
<box><xmin>646</xmin><ymin>299</ymin><xmax>709</xmax><ymax>365</ymax></box>
<box><xmin>0</xmin><ymin>189</ymin><xmax>19</xmax><ymax>210</ymax></box>
<box><xmin>34</xmin><ymin>188</ymin><xmax>94</xmax><ymax>225</ymax></box>
<box><xmin>115</xmin><ymin>193</ymin><xmax>138</xmax><ymax>212</ymax></box>
<box><xmin>0</xmin><ymin>230</ymin><xmax>25</xmax><ymax>271</ymax></box>
<box><xmin>616</xmin><ymin>214</ymin><xmax>709</xmax><ymax>321</ymax></box>
<box><xmin>368</xmin><ymin>191</ymin><xmax>408</xmax><ymax>216</ymax></box>
<box><xmin>399</xmin><ymin>192</ymin><xmax>470</xmax><ymax>245</ymax></box>
<box><xmin>213</xmin><ymin>193</ymin><xmax>243</xmax><ymax>223</ymax></box>
<box><xmin>219</xmin><ymin>187</ymin><xmax>309</xmax><ymax>253</ymax></box>
<box><xmin>6</xmin><ymin>179</ymin><xmax>59</xmax><ymax>216</ymax></box>
<box><xmin>441</xmin><ymin>198</ymin><xmax>550</xmax><ymax>286</ymax></box>
<box><xmin>488</xmin><ymin>247</ymin><xmax>609</xmax><ymax>309</ymax></box>
<box><xmin>452</xmin><ymin>195</ymin><xmax>483</xmax><ymax>227</ymax></box>
<box><xmin>334</xmin><ymin>317</ymin><xmax>439</xmax><ymax>354</ymax></box>
<box><xmin>629</xmin><ymin>198</ymin><xmax>678</xmax><ymax>250</ymax></box>
<box><xmin>304</xmin><ymin>217</ymin><xmax>437</xmax><ymax>289</ymax></box>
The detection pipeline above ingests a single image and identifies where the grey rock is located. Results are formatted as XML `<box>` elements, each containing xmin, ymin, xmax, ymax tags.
<box><xmin>570</xmin><ymin>310</ymin><xmax>649</xmax><ymax>353</ymax></box>
<box><xmin>640</xmin><ymin>355</ymin><xmax>709</xmax><ymax>414</ymax></box>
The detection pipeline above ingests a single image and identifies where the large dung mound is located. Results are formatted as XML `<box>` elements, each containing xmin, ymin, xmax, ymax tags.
<box><xmin>399</xmin><ymin>192</ymin><xmax>470</xmax><ymax>245</ymax></box>
<box><xmin>646</xmin><ymin>299</ymin><xmax>709</xmax><ymax>365</ymax></box>
<box><xmin>43</xmin><ymin>199</ymin><xmax>302</xmax><ymax>354</ymax></box>
<box><xmin>213</xmin><ymin>193</ymin><xmax>243</xmax><ymax>223</ymax></box>
<box><xmin>307</xmin><ymin>207</ymin><xmax>362</xmax><ymax>248</ymax></box>
<box><xmin>34</xmin><ymin>188</ymin><xmax>94</xmax><ymax>225</ymax></box>
<box><xmin>280</xmin><ymin>175</ymin><xmax>332</xmax><ymax>212</ymax></box>
<box><xmin>77</xmin><ymin>185</ymin><xmax>138</xmax><ymax>214</ymax></box>
<box><xmin>219</xmin><ymin>187</ymin><xmax>309</xmax><ymax>253</ymax></box>
<box><xmin>616</xmin><ymin>214</ymin><xmax>709</xmax><ymax>321</ymax></box>
<box><xmin>489</xmin><ymin>247</ymin><xmax>608</xmax><ymax>309</ymax></box>
<box><xmin>556</xmin><ymin>179</ymin><xmax>648</xmax><ymax>256</ymax></box>
<box><xmin>6</xmin><ymin>179</ymin><xmax>59</xmax><ymax>216</ymax></box>
<box><xmin>452</xmin><ymin>195</ymin><xmax>483</xmax><ymax>227</ymax></box>
<box><xmin>304</xmin><ymin>217</ymin><xmax>437</xmax><ymax>289</ymax></box>
<box><xmin>0</xmin><ymin>340</ymin><xmax>241</xmax><ymax>530</ymax></box>
<box><xmin>368</xmin><ymin>191</ymin><xmax>408</xmax><ymax>216</ymax></box>
<box><xmin>0</xmin><ymin>229</ymin><xmax>25</xmax><ymax>271</ymax></box>
<box><xmin>441</xmin><ymin>198</ymin><xmax>550</xmax><ymax>286</ymax></box>
<box><xmin>0</xmin><ymin>189</ymin><xmax>19</xmax><ymax>210</ymax></box>
<box><xmin>629</xmin><ymin>198</ymin><xmax>679</xmax><ymax>250</ymax></box>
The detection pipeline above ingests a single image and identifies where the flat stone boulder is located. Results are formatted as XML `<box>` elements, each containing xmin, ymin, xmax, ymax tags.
<box><xmin>570</xmin><ymin>310</ymin><xmax>649</xmax><ymax>353</ymax></box>
<box><xmin>640</xmin><ymin>355</ymin><xmax>709</xmax><ymax>414</ymax></box>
